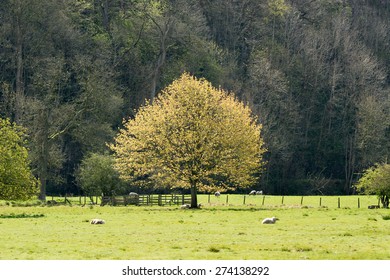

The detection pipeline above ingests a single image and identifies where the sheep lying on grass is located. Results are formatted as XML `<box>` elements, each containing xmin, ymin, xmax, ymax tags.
<box><xmin>215</xmin><ymin>191</ymin><xmax>221</xmax><ymax>197</ymax></box>
<box><xmin>249</xmin><ymin>190</ymin><xmax>263</xmax><ymax>195</ymax></box>
<box><xmin>90</xmin><ymin>218</ymin><xmax>105</xmax><ymax>224</ymax></box>
<box><xmin>262</xmin><ymin>217</ymin><xmax>278</xmax><ymax>224</ymax></box>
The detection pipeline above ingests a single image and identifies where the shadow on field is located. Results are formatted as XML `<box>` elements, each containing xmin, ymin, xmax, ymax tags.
<box><xmin>0</xmin><ymin>213</ymin><xmax>45</xmax><ymax>219</ymax></box>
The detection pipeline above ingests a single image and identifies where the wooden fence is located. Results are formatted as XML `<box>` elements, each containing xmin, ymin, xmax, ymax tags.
<box><xmin>203</xmin><ymin>194</ymin><xmax>381</xmax><ymax>209</ymax></box>
<box><xmin>46</xmin><ymin>194</ymin><xmax>381</xmax><ymax>209</ymax></box>
<box><xmin>101</xmin><ymin>194</ymin><xmax>191</xmax><ymax>206</ymax></box>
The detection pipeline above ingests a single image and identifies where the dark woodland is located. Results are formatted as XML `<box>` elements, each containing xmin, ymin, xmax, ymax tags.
<box><xmin>1</xmin><ymin>0</ymin><xmax>389</xmax><ymax>198</ymax></box>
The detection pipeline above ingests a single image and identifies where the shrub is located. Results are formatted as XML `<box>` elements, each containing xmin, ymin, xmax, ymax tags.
<box><xmin>356</xmin><ymin>163</ymin><xmax>390</xmax><ymax>208</ymax></box>
<box><xmin>76</xmin><ymin>153</ymin><xmax>125</xmax><ymax>196</ymax></box>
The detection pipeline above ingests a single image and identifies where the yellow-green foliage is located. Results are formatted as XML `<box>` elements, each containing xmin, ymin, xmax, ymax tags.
<box><xmin>0</xmin><ymin>118</ymin><xmax>39</xmax><ymax>200</ymax></box>
<box><xmin>268</xmin><ymin>0</ymin><xmax>290</xmax><ymax>17</ymax></box>
<box><xmin>110</xmin><ymin>73</ymin><xmax>265</xmax><ymax>193</ymax></box>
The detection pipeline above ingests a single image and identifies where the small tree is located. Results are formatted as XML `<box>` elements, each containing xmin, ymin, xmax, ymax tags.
<box><xmin>76</xmin><ymin>153</ymin><xmax>124</xmax><ymax>199</ymax></box>
<box><xmin>356</xmin><ymin>163</ymin><xmax>390</xmax><ymax>208</ymax></box>
<box><xmin>110</xmin><ymin>73</ymin><xmax>266</xmax><ymax>208</ymax></box>
<box><xmin>0</xmin><ymin>118</ymin><xmax>39</xmax><ymax>200</ymax></box>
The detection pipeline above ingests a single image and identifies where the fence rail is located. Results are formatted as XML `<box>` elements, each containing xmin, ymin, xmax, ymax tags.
<box><xmin>101</xmin><ymin>194</ymin><xmax>191</xmax><ymax>206</ymax></box>
<box><xmin>200</xmin><ymin>194</ymin><xmax>382</xmax><ymax>209</ymax></box>
<box><xmin>43</xmin><ymin>194</ymin><xmax>382</xmax><ymax>209</ymax></box>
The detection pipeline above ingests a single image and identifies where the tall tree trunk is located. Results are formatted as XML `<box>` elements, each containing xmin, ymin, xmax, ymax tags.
<box><xmin>14</xmin><ymin>2</ymin><xmax>24</xmax><ymax>123</ymax></box>
<box><xmin>102</xmin><ymin>0</ymin><xmax>110</xmax><ymax>32</ymax></box>
<box><xmin>38</xmin><ymin>109</ymin><xmax>50</xmax><ymax>201</ymax></box>
<box><xmin>344</xmin><ymin>134</ymin><xmax>356</xmax><ymax>194</ymax></box>
<box><xmin>149</xmin><ymin>17</ymin><xmax>172</xmax><ymax>100</ymax></box>
<box><xmin>150</xmin><ymin>45</ymin><xmax>166</xmax><ymax>100</ymax></box>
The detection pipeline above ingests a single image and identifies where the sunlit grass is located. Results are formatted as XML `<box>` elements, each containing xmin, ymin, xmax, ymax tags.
<box><xmin>199</xmin><ymin>194</ymin><xmax>379</xmax><ymax>209</ymax></box>
<box><xmin>0</xmin><ymin>195</ymin><xmax>389</xmax><ymax>260</ymax></box>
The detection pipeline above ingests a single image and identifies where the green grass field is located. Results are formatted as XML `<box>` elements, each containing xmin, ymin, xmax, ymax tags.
<box><xmin>0</xmin><ymin>195</ymin><xmax>389</xmax><ymax>260</ymax></box>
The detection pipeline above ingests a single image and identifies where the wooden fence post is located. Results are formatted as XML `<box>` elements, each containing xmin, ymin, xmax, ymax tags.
<box><xmin>243</xmin><ymin>195</ymin><xmax>246</xmax><ymax>205</ymax></box>
<box><xmin>338</xmin><ymin>197</ymin><xmax>341</xmax><ymax>208</ymax></box>
<box><xmin>262</xmin><ymin>195</ymin><xmax>265</xmax><ymax>206</ymax></box>
<box><xmin>358</xmin><ymin>197</ymin><xmax>360</xmax><ymax>208</ymax></box>
<box><xmin>281</xmin><ymin>196</ymin><xmax>284</xmax><ymax>204</ymax></box>
<box><xmin>300</xmin><ymin>196</ymin><xmax>304</xmax><ymax>205</ymax></box>
<box><xmin>226</xmin><ymin>194</ymin><xmax>229</xmax><ymax>204</ymax></box>
<box><xmin>112</xmin><ymin>196</ymin><xmax>116</xmax><ymax>206</ymax></box>
<box><xmin>320</xmin><ymin>197</ymin><xmax>322</xmax><ymax>207</ymax></box>
<box><xmin>208</xmin><ymin>194</ymin><xmax>210</xmax><ymax>203</ymax></box>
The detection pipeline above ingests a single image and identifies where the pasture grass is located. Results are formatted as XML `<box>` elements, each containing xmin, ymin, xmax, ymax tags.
<box><xmin>0</xmin><ymin>195</ymin><xmax>389</xmax><ymax>260</ymax></box>
<box><xmin>198</xmin><ymin>194</ymin><xmax>380</xmax><ymax>209</ymax></box>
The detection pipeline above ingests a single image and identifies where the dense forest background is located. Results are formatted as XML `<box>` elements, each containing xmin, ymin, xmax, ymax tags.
<box><xmin>1</xmin><ymin>0</ymin><xmax>389</xmax><ymax>197</ymax></box>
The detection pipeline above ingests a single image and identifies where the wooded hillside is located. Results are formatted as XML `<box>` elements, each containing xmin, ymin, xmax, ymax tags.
<box><xmin>1</xmin><ymin>0</ymin><xmax>389</xmax><ymax>196</ymax></box>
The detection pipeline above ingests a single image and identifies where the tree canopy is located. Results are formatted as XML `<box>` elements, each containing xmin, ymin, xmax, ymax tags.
<box><xmin>0</xmin><ymin>118</ymin><xmax>39</xmax><ymax>200</ymax></box>
<box><xmin>76</xmin><ymin>153</ymin><xmax>124</xmax><ymax>198</ymax></box>
<box><xmin>110</xmin><ymin>73</ymin><xmax>265</xmax><ymax>207</ymax></box>
<box><xmin>356</xmin><ymin>163</ymin><xmax>390</xmax><ymax>208</ymax></box>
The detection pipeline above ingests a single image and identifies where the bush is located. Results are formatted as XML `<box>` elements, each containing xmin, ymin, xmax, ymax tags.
<box><xmin>76</xmin><ymin>153</ymin><xmax>125</xmax><ymax>196</ymax></box>
<box><xmin>356</xmin><ymin>163</ymin><xmax>390</xmax><ymax>208</ymax></box>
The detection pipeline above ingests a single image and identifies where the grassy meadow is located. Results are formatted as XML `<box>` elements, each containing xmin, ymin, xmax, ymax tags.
<box><xmin>0</xmin><ymin>195</ymin><xmax>389</xmax><ymax>260</ymax></box>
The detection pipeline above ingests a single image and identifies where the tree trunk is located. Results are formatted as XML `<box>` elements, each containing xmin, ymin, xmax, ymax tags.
<box><xmin>381</xmin><ymin>195</ymin><xmax>389</xmax><ymax>209</ymax></box>
<box><xmin>102</xmin><ymin>0</ymin><xmax>110</xmax><ymax>32</ymax></box>
<box><xmin>344</xmin><ymin>133</ymin><xmax>356</xmax><ymax>194</ymax></box>
<box><xmin>190</xmin><ymin>183</ymin><xmax>198</xmax><ymax>208</ymax></box>
<box><xmin>150</xmin><ymin>39</ymin><xmax>167</xmax><ymax>100</ymax></box>
<box><xmin>14</xmin><ymin>3</ymin><xmax>24</xmax><ymax>123</ymax></box>
<box><xmin>37</xmin><ymin>109</ymin><xmax>50</xmax><ymax>201</ymax></box>
<box><xmin>38</xmin><ymin>170</ymin><xmax>47</xmax><ymax>201</ymax></box>
<box><xmin>149</xmin><ymin>17</ymin><xmax>172</xmax><ymax>100</ymax></box>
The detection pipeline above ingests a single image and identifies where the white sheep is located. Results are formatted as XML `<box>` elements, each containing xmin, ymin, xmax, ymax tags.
<box><xmin>256</xmin><ymin>190</ymin><xmax>263</xmax><ymax>195</ymax></box>
<box><xmin>180</xmin><ymin>204</ymin><xmax>190</xmax><ymax>209</ymax></box>
<box><xmin>90</xmin><ymin>218</ymin><xmax>105</xmax><ymax>224</ymax></box>
<box><xmin>249</xmin><ymin>190</ymin><xmax>257</xmax><ymax>195</ymax></box>
<box><xmin>214</xmin><ymin>191</ymin><xmax>221</xmax><ymax>197</ymax></box>
<box><xmin>262</xmin><ymin>217</ymin><xmax>278</xmax><ymax>224</ymax></box>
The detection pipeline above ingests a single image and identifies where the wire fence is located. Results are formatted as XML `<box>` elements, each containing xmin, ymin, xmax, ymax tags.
<box><xmin>197</xmin><ymin>194</ymin><xmax>382</xmax><ymax>209</ymax></box>
<box><xmin>39</xmin><ymin>194</ymin><xmax>383</xmax><ymax>209</ymax></box>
